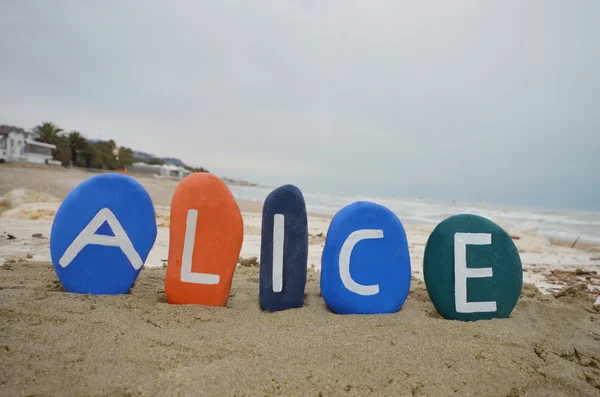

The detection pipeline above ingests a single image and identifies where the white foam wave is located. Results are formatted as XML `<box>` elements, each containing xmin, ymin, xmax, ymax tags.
<box><xmin>229</xmin><ymin>186</ymin><xmax>600</xmax><ymax>244</ymax></box>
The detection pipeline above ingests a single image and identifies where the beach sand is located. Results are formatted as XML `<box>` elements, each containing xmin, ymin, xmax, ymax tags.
<box><xmin>1</xmin><ymin>164</ymin><xmax>600</xmax><ymax>395</ymax></box>
<box><xmin>1</xmin><ymin>260</ymin><xmax>599</xmax><ymax>396</ymax></box>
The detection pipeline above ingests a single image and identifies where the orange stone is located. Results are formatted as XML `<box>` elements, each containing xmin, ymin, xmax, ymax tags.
<box><xmin>165</xmin><ymin>173</ymin><xmax>243</xmax><ymax>306</ymax></box>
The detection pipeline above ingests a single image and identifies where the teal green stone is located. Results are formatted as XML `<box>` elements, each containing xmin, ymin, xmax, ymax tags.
<box><xmin>423</xmin><ymin>214</ymin><xmax>522</xmax><ymax>321</ymax></box>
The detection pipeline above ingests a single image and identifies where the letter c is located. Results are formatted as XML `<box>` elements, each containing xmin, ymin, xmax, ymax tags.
<box><xmin>339</xmin><ymin>229</ymin><xmax>384</xmax><ymax>296</ymax></box>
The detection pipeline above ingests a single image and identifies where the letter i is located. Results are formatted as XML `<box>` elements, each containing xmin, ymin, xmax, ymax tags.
<box><xmin>259</xmin><ymin>185</ymin><xmax>308</xmax><ymax>312</ymax></box>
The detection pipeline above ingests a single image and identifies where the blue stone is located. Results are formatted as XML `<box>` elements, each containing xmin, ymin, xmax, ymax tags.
<box><xmin>320</xmin><ymin>201</ymin><xmax>411</xmax><ymax>314</ymax></box>
<box><xmin>50</xmin><ymin>173</ymin><xmax>157</xmax><ymax>295</ymax></box>
<box><xmin>259</xmin><ymin>185</ymin><xmax>308</xmax><ymax>311</ymax></box>
<box><xmin>95</xmin><ymin>221</ymin><xmax>115</xmax><ymax>236</ymax></box>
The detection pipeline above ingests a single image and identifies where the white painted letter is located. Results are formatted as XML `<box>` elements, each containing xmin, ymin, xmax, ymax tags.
<box><xmin>59</xmin><ymin>208</ymin><xmax>143</xmax><ymax>269</ymax></box>
<box><xmin>272</xmin><ymin>214</ymin><xmax>284</xmax><ymax>293</ymax></box>
<box><xmin>180</xmin><ymin>209</ymin><xmax>220</xmax><ymax>284</ymax></box>
<box><xmin>454</xmin><ymin>232</ymin><xmax>496</xmax><ymax>313</ymax></box>
<box><xmin>339</xmin><ymin>229</ymin><xmax>384</xmax><ymax>296</ymax></box>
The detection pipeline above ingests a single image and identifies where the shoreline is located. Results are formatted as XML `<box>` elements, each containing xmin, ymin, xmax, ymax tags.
<box><xmin>2</xmin><ymin>197</ymin><xmax>599</xmax><ymax>299</ymax></box>
<box><xmin>1</xmin><ymin>163</ymin><xmax>599</xmax><ymax>300</ymax></box>
<box><xmin>0</xmin><ymin>162</ymin><xmax>328</xmax><ymax>218</ymax></box>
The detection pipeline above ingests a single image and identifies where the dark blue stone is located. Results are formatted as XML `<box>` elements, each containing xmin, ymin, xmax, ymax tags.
<box><xmin>50</xmin><ymin>173</ymin><xmax>157</xmax><ymax>295</ymax></box>
<box><xmin>320</xmin><ymin>201</ymin><xmax>411</xmax><ymax>314</ymax></box>
<box><xmin>259</xmin><ymin>184</ymin><xmax>308</xmax><ymax>311</ymax></box>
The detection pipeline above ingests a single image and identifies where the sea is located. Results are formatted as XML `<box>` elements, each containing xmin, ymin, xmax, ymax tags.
<box><xmin>228</xmin><ymin>185</ymin><xmax>600</xmax><ymax>244</ymax></box>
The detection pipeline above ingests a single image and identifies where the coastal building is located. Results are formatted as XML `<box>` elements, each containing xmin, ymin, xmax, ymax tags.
<box><xmin>0</xmin><ymin>126</ymin><xmax>60</xmax><ymax>165</ymax></box>
<box><xmin>128</xmin><ymin>162</ymin><xmax>192</xmax><ymax>180</ymax></box>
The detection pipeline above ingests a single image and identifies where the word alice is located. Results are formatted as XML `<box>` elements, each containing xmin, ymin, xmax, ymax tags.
<box><xmin>50</xmin><ymin>173</ymin><xmax>523</xmax><ymax>322</ymax></box>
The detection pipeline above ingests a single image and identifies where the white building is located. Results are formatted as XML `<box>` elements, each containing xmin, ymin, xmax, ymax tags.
<box><xmin>128</xmin><ymin>162</ymin><xmax>192</xmax><ymax>180</ymax></box>
<box><xmin>0</xmin><ymin>126</ymin><xmax>60</xmax><ymax>165</ymax></box>
<box><xmin>162</xmin><ymin>163</ymin><xmax>192</xmax><ymax>179</ymax></box>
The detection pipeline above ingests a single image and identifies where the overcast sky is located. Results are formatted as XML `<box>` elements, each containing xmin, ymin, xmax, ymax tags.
<box><xmin>1</xmin><ymin>1</ymin><xmax>599</xmax><ymax>211</ymax></box>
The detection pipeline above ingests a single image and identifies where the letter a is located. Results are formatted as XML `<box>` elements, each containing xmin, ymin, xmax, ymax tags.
<box><xmin>50</xmin><ymin>173</ymin><xmax>157</xmax><ymax>295</ymax></box>
<box><xmin>59</xmin><ymin>208</ymin><xmax>143</xmax><ymax>270</ymax></box>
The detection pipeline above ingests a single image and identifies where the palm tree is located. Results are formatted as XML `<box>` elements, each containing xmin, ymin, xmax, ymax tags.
<box><xmin>117</xmin><ymin>146</ymin><xmax>135</xmax><ymax>169</ymax></box>
<box><xmin>33</xmin><ymin>122</ymin><xmax>63</xmax><ymax>144</ymax></box>
<box><xmin>81</xmin><ymin>144</ymin><xmax>97</xmax><ymax>168</ymax></box>
<box><xmin>68</xmin><ymin>131</ymin><xmax>87</xmax><ymax>166</ymax></box>
<box><xmin>108</xmin><ymin>139</ymin><xmax>118</xmax><ymax>156</ymax></box>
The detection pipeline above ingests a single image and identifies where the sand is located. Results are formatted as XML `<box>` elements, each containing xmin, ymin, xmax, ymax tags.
<box><xmin>0</xmin><ymin>162</ymin><xmax>260</xmax><ymax>210</ymax></box>
<box><xmin>1</xmin><ymin>260</ymin><xmax>599</xmax><ymax>396</ymax></box>
<box><xmin>1</xmin><ymin>163</ymin><xmax>600</xmax><ymax>395</ymax></box>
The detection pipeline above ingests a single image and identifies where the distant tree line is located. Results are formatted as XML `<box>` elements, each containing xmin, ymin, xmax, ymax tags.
<box><xmin>31</xmin><ymin>121</ymin><xmax>208</xmax><ymax>173</ymax></box>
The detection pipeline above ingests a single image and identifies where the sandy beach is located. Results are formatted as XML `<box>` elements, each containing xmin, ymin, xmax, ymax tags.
<box><xmin>1</xmin><ymin>164</ymin><xmax>600</xmax><ymax>396</ymax></box>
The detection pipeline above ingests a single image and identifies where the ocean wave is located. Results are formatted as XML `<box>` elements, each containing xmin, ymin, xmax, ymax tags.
<box><xmin>229</xmin><ymin>186</ymin><xmax>600</xmax><ymax>244</ymax></box>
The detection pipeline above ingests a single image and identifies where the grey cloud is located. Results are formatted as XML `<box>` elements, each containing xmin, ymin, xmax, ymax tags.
<box><xmin>1</xmin><ymin>0</ymin><xmax>598</xmax><ymax>210</ymax></box>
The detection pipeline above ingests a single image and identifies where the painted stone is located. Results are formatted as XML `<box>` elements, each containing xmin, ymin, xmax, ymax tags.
<box><xmin>165</xmin><ymin>173</ymin><xmax>243</xmax><ymax>306</ymax></box>
<box><xmin>320</xmin><ymin>201</ymin><xmax>411</xmax><ymax>314</ymax></box>
<box><xmin>50</xmin><ymin>173</ymin><xmax>157</xmax><ymax>295</ymax></box>
<box><xmin>423</xmin><ymin>214</ymin><xmax>523</xmax><ymax>321</ymax></box>
<box><xmin>259</xmin><ymin>184</ymin><xmax>308</xmax><ymax>312</ymax></box>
